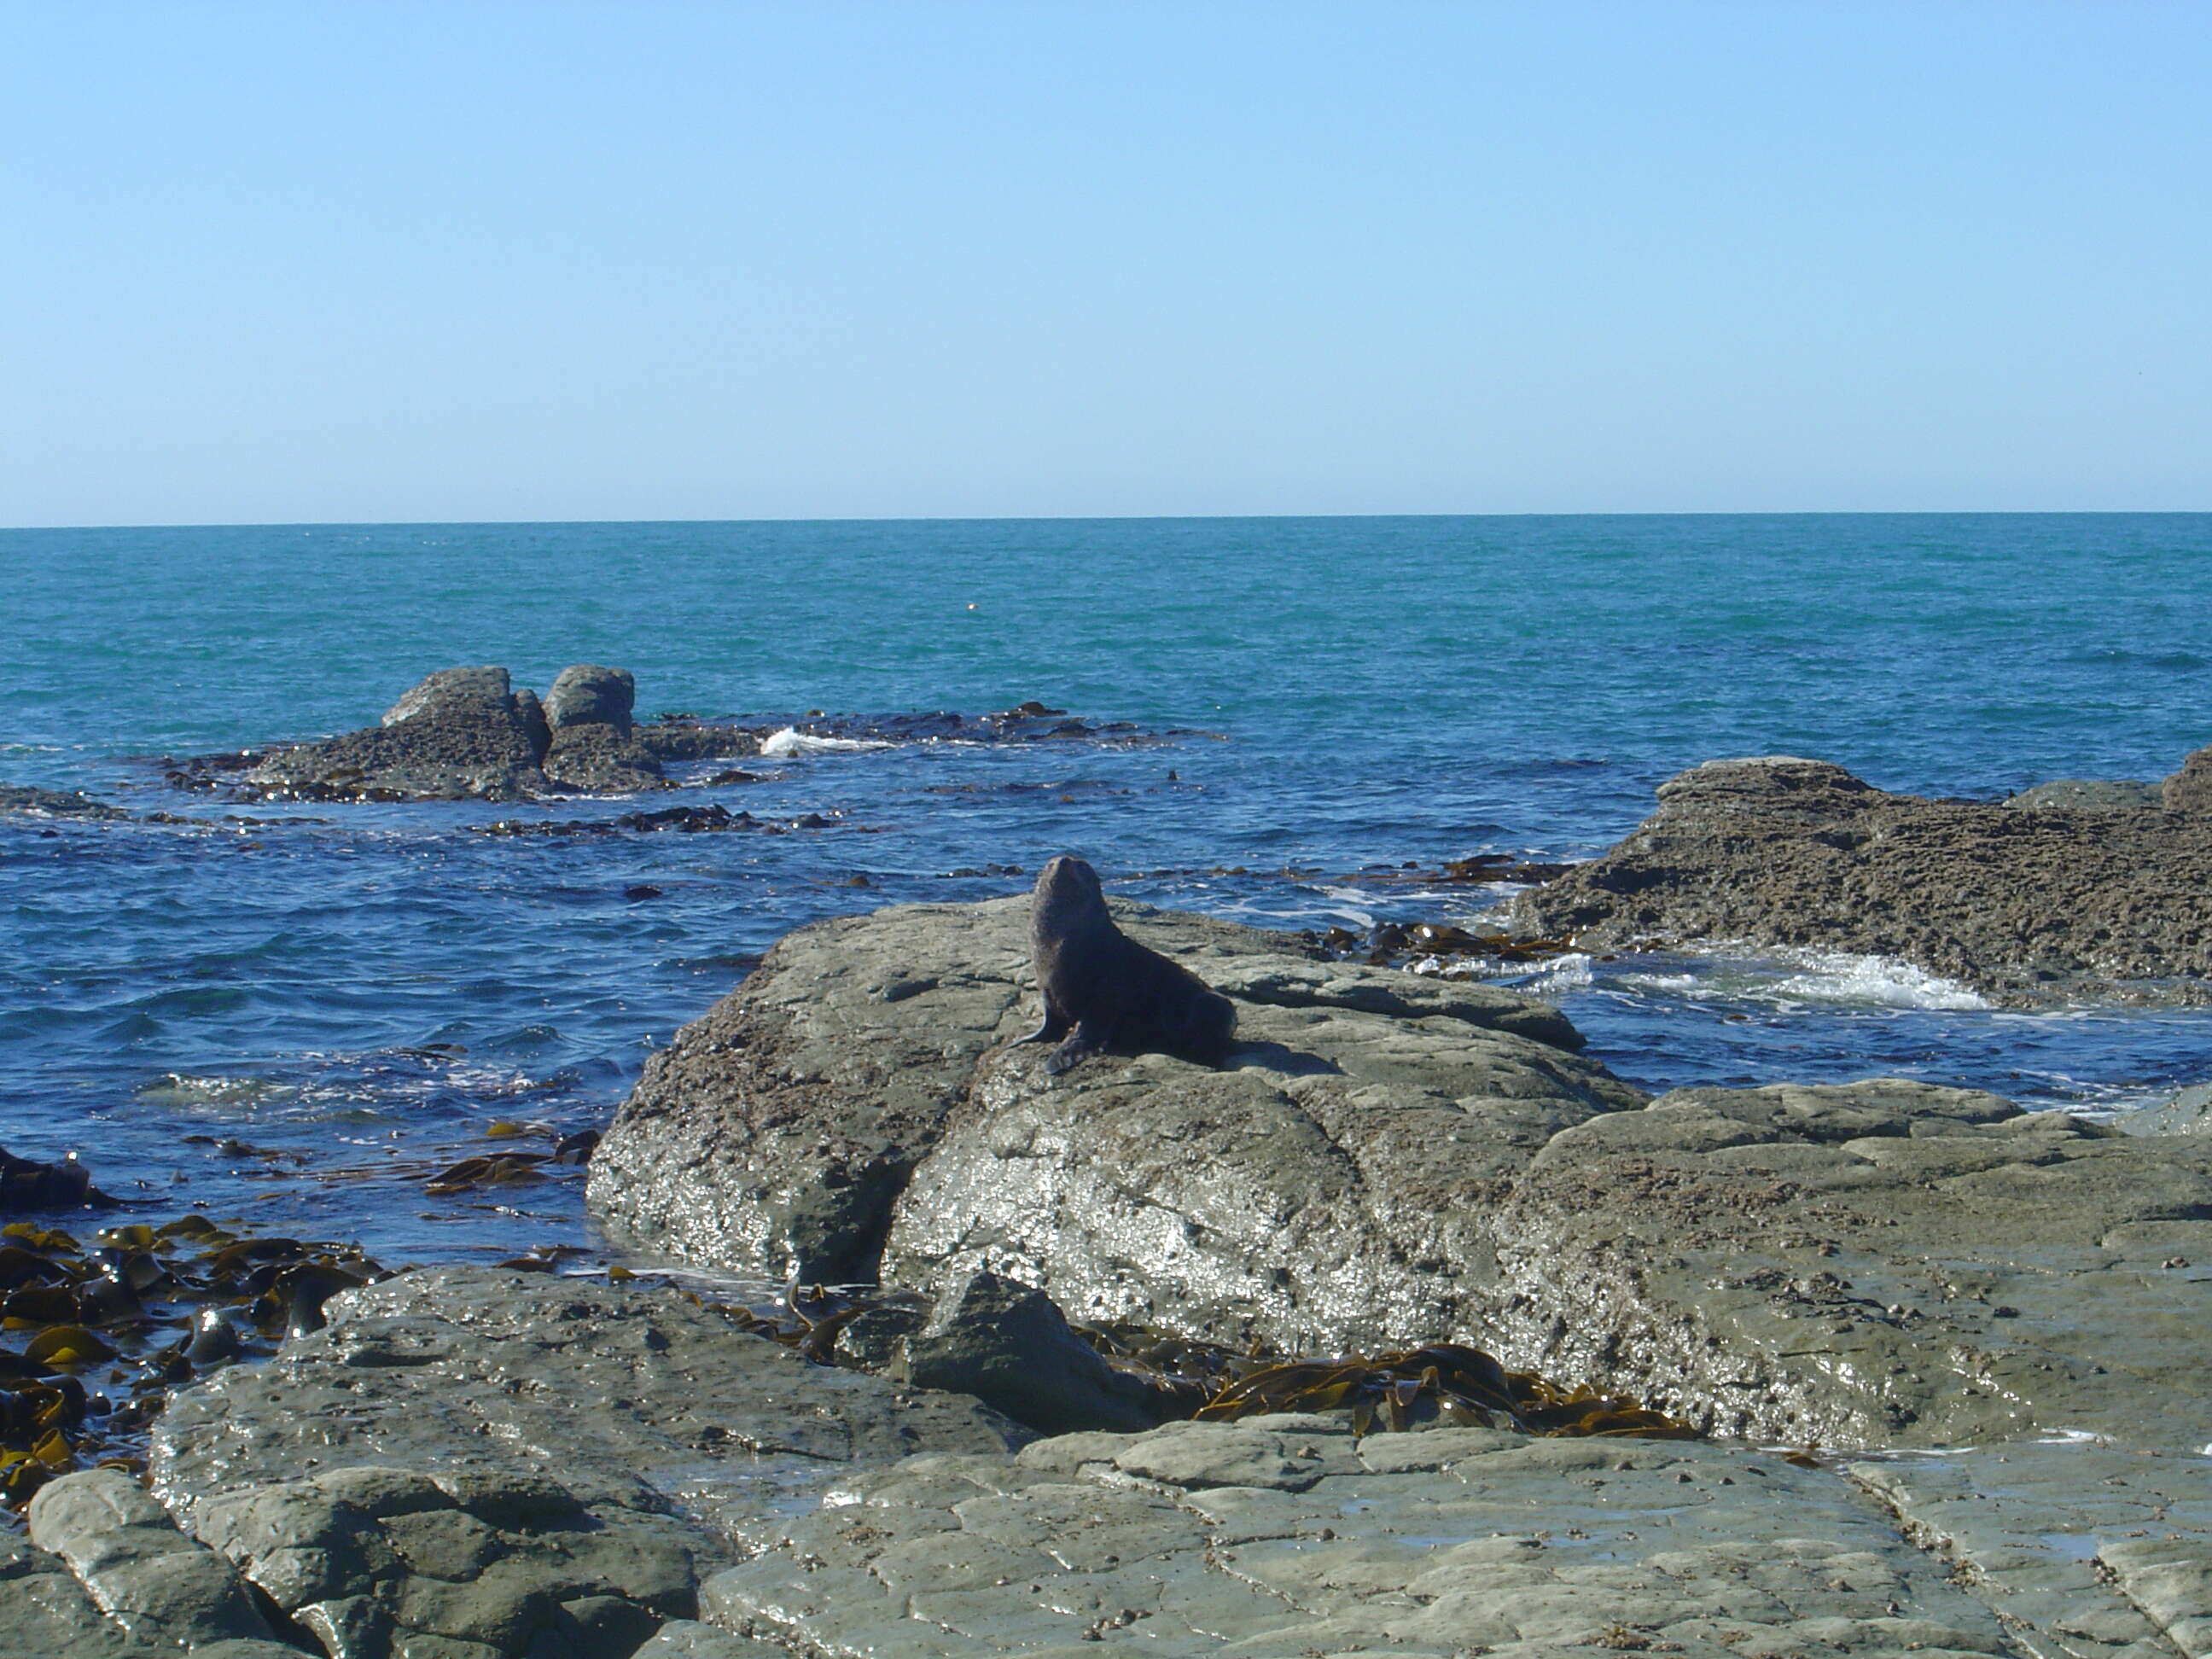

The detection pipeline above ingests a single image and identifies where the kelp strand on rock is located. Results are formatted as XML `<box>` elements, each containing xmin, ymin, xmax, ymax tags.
<box><xmin>1079</xmin><ymin>1324</ymin><xmax>1701</xmax><ymax>1441</ymax></box>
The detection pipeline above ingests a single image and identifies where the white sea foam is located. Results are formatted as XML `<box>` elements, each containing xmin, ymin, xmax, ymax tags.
<box><xmin>132</xmin><ymin>1073</ymin><xmax>294</xmax><ymax>1110</ymax></box>
<box><xmin>759</xmin><ymin>727</ymin><xmax>895</xmax><ymax>758</ymax></box>
<box><xmin>1524</xmin><ymin>952</ymin><xmax>1597</xmax><ymax>992</ymax></box>
<box><xmin>1762</xmin><ymin>949</ymin><xmax>1993</xmax><ymax>1010</ymax></box>
<box><xmin>1409</xmin><ymin>950</ymin><xmax>1595</xmax><ymax>992</ymax></box>
<box><xmin>1621</xmin><ymin>944</ymin><xmax>1992</xmax><ymax>1012</ymax></box>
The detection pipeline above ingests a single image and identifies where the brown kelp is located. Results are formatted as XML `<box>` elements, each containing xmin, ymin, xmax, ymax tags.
<box><xmin>0</xmin><ymin>1216</ymin><xmax>382</xmax><ymax>1510</ymax></box>
<box><xmin>670</xmin><ymin>1276</ymin><xmax>1700</xmax><ymax>1442</ymax></box>
<box><xmin>1079</xmin><ymin>1326</ymin><xmax>1700</xmax><ymax>1440</ymax></box>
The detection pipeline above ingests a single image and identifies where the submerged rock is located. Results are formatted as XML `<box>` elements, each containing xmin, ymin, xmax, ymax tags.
<box><xmin>0</xmin><ymin>784</ymin><xmax>129</xmax><ymax>820</ymax></box>
<box><xmin>0</xmin><ymin>1144</ymin><xmax>114</xmax><ymax>1210</ymax></box>
<box><xmin>1511</xmin><ymin>753</ymin><xmax>2212</xmax><ymax>1004</ymax></box>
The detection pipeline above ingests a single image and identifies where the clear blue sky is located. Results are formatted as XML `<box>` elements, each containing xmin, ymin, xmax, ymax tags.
<box><xmin>6</xmin><ymin>2</ymin><xmax>2207</xmax><ymax>525</ymax></box>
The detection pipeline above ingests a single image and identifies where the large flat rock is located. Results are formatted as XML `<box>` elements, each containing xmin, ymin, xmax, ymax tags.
<box><xmin>696</xmin><ymin>1414</ymin><xmax>2060</xmax><ymax>1658</ymax></box>
<box><xmin>1491</xmin><ymin>1080</ymin><xmax>2212</xmax><ymax>1453</ymax></box>
<box><xmin>1509</xmin><ymin>755</ymin><xmax>2212</xmax><ymax>1005</ymax></box>
<box><xmin>587</xmin><ymin>895</ymin><xmax>1644</xmax><ymax>1351</ymax></box>
<box><xmin>145</xmin><ymin>1267</ymin><xmax>1027</xmax><ymax>1658</ymax></box>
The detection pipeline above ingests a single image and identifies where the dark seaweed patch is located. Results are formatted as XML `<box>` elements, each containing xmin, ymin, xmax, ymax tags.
<box><xmin>0</xmin><ymin>1217</ymin><xmax>383</xmax><ymax>1511</ymax></box>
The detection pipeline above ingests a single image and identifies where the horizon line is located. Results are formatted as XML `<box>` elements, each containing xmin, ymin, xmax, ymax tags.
<box><xmin>8</xmin><ymin>506</ymin><xmax>2212</xmax><ymax>533</ymax></box>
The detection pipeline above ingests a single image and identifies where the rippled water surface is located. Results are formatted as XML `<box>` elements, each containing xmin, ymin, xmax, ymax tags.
<box><xmin>4</xmin><ymin>515</ymin><xmax>2209</xmax><ymax>1261</ymax></box>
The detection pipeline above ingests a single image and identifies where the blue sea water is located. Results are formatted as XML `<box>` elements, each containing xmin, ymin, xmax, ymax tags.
<box><xmin>3</xmin><ymin>514</ymin><xmax>2209</xmax><ymax>1263</ymax></box>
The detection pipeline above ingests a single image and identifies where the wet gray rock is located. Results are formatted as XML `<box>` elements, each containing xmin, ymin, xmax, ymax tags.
<box><xmin>1494</xmin><ymin>1078</ymin><xmax>2212</xmax><ymax>1453</ymax></box>
<box><xmin>0</xmin><ymin>1476</ymin><xmax>303</xmax><ymax>1658</ymax></box>
<box><xmin>630</xmin><ymin>1621</ymin><xmax>785</xmax><ymax>1656</ymax></box>
<box><xmin>0</xmin><ymin>783</ymin><xmax>129</xmax><ymax>819</ymax></box>
<box><xmin>544</xmin><ymin>665</ymin><xmax>636</xmax><ymax>734</ymax></box>
<box><xmin>147</xmin><ymin>1266</ymin><xmax>1028</xmax><ymax>1658</ymax></box>
<box><xmin>2004</xmin><ymin>777</ymin><xmax>2165</xmax><ymax>810</ymax></box>
<box><xmin>2168</xmin><ymin>743</ymin><xmax>2212</xmax><ymax>812</ymax></box>
<box><xmin>26</xmin><ymin>1470</ymin><xmax>278</xmax><ymax>1650</ymax></box>
<box><xmin>1852</xmin><ymin>1441</ymin><xmax>2212</xmax><ymax>1659</ymax></box>
<box><xmin>595</xmin><ymin>888</ymin><xmax>2212</xmax><ymax>1464</ymax></box>
<box><xmin>586</xmin><ymin>894</ymin><xmax>1643</xmax><ymax>1349</ymax></box>
<box><xmin>898</xmin><ymin>1272</ymin><xmax>1172</xmax><ymax>1435</ymax></box>
<box><xmin>696</xmin><ymin>1416</ymin><xmax>2034</xmax><ymax>1658</ymax></box>
<box><xmin>2119</xmin><ymin>1081</ymin><xmax>2212</xmax><ymax>1137</ymax></box>
<box><xmin>1511</xmin><ymin>754</ymin><xmax>2212</xmax><ymax>1004</ymax></box>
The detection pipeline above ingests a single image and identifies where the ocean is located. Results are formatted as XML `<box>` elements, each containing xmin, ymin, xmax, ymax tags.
<box><xmin>3</xmin><ymin>514</ymin><xmax>2209</xmax><ymax>1264</ymax></box>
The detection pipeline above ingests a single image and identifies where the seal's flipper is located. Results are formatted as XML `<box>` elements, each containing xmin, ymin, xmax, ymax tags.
<box><xmin>1045</xmin><ymin>1016</ymin><xmax>1111</xmax><ymax>1075</ymax></box>
<box><xmin>1015</xmin><ymin>1001</ymin><xmax>1071</xmax><ymax>1046</ymax></box>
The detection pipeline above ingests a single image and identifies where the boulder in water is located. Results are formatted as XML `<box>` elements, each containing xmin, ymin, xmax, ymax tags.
<box><xmin>231</xmin><ymin>666</ymin><xmax>670</xmax><ymax>801</ymax></box>
<box><xmin>544</xmin><ymin>664</ymin><xmax>637</xmax><ymax>735</ymax></box>
<box><xmin>540</xmin><ymin>667</ymin><xmax>663</xmax><ymax>790</ymax></box>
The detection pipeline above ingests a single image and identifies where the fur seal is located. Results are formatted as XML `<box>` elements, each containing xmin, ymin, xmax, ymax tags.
<box><xmin>1016</xmin><ymin>853</ymin><xmax>1237</xmax><ymax>1075</ymax></box>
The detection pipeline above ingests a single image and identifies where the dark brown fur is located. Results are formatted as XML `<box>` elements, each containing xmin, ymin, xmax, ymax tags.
<box><xmin>1016</xmin><ymin>854</ymin><xmax>1237</xmax><ymax>1075</ymax></box>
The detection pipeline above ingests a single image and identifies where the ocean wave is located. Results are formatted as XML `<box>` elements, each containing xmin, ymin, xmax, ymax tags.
<box><xmin>759</xmin><ymin>727</ymin><xmax>896</xmax><ymax>758</ymax></box>
<box><xmin>1621</xmin><ymin>945</ymin><xmax>1992</xmax><ymax>1012</ymax></box>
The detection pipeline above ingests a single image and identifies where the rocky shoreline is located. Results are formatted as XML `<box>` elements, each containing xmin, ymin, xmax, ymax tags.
<box><xmin>12</xmin><ymin>884</ymin><xmax>2212</xmax><ymax>1654</ymax></box>
<box><xmin>12</xmin><ymin>729</ymin><xmax>2212</xmax><ymax>1656</ymax></box>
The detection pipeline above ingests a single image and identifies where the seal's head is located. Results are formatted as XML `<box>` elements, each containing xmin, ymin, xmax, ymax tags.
<box><xmin>1033</xmin><ymin>853</ymin><xmax>1107</xmax><ymax>931</ymax></box>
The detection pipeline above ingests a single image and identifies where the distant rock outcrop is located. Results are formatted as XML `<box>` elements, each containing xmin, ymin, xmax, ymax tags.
<box><xmin>236</xmin><ymin>666</ymin><xmax>671</xmax><ymax>801</ymax></box>
<box><xmin>1511</xmin><ymin>754</ymin><xmax>2212</xmax><ymax>1004</ymax></box>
